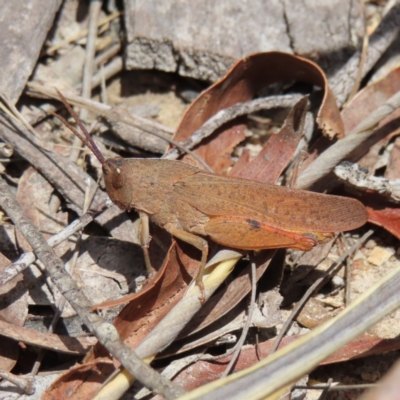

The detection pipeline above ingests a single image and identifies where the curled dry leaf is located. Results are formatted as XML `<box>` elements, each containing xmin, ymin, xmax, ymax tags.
<box><xmin>41</xmin><ymin>359</ymin><xmax>115</xmax><ymax>400</ymax></box>
<box><xmin>174</xmin><ymin>51</ymin><xmax>344</xmax><ymax>173</ymax></box>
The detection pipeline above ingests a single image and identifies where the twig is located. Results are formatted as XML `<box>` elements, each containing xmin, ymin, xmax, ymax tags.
<box><xmin>269</xmin><ymin>229</ymin><xmax>374</xmax><ymax>355</ymax></box>
<box><xmin>334</xmin><ymin>161</ymin><xmax>400</xmax><ymax>203</ymax></box>
<box><xmin>99</xmin><ymin>64</ymin><xmax>109</xmax><ymax>104</ymax></box>
<box><xmin>25</xmin><ymin>56</ymin><xmax>122</xmax><ymax>128</ymax></box>
<box><xmin>221</xmin><ymin>260</ymin><xmax>257</xmax><ymax>377</ymax></box>
<box><xmin>345</xmin><ymin>257</ymin><xmax>352</xmax><ymax>306</ymax></box>
<box><xmin>27</xmin><ymin>82</ymin><xmax>174</xmax><ymax>135</ymax></box>
<box><xmin>0</xmin><ymin>369</ymin><xmax>34</xmax><ymax>395</ymax></box>
<box><xmin>0</xmin><ymin>176</ymin><xmax>185</xmax><ymax>399</ymax></box>
<box><xmin>163</xmin><ymin>94</ymin><xmax>303</xmax><ymax>160</ymax></box>
<box><xmin>296</xmin><ymin>90</ymin><xmax>400</xmax><ymax>190</ymax></box>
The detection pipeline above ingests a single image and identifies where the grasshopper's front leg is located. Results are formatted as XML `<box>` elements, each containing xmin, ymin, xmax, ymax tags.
<box><xmin>167</xmin><ymin>227</ymin><xmax>208</xmax><ymax>303</ymax></box>
<box><xmin>139</xmin><ymin>212</ymin><xmax>156</xmax><ymax>277</ymax></box>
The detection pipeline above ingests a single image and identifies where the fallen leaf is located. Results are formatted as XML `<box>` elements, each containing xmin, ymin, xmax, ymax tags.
<box><xmin>42</xmin><ymin>359</ymin><xmax>115</xmax><ymax>400</ymax></box>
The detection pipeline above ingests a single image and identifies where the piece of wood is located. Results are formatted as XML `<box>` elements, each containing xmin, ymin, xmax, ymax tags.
<box><xmin>0</xmin><ymin>0</ymin><xmax>62</xmax><ymax>103</ymax></box>
<box><xmin>123</xmin><ymin>0</ymin><xmax>362</xmax><ymax>81</ymax></box>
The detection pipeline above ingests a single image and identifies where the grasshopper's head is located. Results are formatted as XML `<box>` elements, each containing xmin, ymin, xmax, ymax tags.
<box><xmin>103</xmin><ymin>158</ymin><xmax>133</xmax><ymax>210</ymax></box>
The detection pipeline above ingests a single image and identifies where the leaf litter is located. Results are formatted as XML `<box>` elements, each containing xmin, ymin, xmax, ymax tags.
<box><xmin>0</xmin><ymin>1</ymin><xmax>400</xmax><ymax>399</ymax></box>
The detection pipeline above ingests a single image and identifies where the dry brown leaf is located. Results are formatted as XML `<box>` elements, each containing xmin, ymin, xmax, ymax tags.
<box><xmin>42</xmin><ymin>359</ymin><xmax>115</xmax><ymax>400</ymax></box>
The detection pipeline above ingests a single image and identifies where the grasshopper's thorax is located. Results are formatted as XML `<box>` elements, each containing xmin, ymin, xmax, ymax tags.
<box><xmin>103</xmin><ymin>158</ymin><xmax>133</xmax><ymax>210</ymax></box>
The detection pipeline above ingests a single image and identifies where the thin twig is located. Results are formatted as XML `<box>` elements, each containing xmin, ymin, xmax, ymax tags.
<box><xmin>269</xmin><ymin>229</ymin><xmax>374</xmax><ymax>355</ymax></box>
<box><xmin>163</xmin><ymin>94</ymin><xmax>303</xmax><ymax>160</ymax></box>
<box><xmin>221</xmin><ymin>260</ymin><xmax>257</xmax><ymax>377</ymax></box>
<box><xmin>345</xmin><ymin>257</ymin><xmax>352</xmax><ymax>306</ymax></box>
<box><xmin>100</xmin><ymin>65</ymin><xmax>108</xmax><ymax>105</ymax></box>
<box><xmin>294</xmin><ymin>383</ymin><xmax>379</xmax><ymax>391</ymax></box>
<box><xmin>0</xmin><ymin>176</ymin><xmax>185</xmax><ymax>399</ymax></box>
<box><xmin>27</xmin><ymin>82</ymin><xmax>174</xmax><ymax>134</ymax></box>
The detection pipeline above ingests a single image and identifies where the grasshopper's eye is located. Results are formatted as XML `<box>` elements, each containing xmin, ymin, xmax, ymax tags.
<box><xmin>112</xmin><ymin>167</ymin><xmax>125</xmax><ymax>189</ymax></box>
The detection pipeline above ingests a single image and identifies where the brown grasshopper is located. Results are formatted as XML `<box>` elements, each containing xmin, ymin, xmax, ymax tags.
<box><xmin>55</xmin><ymin>90</ymin><xmax>367</xmax><ymax>296</ymax></box>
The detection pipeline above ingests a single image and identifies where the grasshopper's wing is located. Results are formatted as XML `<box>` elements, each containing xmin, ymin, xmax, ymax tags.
<box><xmin>202</xmin><ymin>215</ymin><xmax>320</xmax><ymax>251</ymax></box>
<box><xmin>173</xmin><ymin>172</ymin><xmax>367</xmax><ymax>233</ymax></box>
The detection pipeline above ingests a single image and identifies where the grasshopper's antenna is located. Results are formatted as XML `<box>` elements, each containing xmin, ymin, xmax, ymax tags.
<box><xmin>54</xmin><ymin>88</ymin><xmax>105</xmax><ymax>165</ymax></box>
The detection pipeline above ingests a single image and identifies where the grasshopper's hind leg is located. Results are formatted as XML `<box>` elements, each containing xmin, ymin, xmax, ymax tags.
<box><xmin>167</xmin><ymin>227</ymin><xmax>208</xmax><ymax>303</ymax></box>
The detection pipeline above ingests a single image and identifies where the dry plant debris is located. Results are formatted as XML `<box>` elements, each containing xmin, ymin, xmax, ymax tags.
<box><xmin>0</xmin><ymin>1</ymin><xmax>399</xmax><ymax>399</ymax></box>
